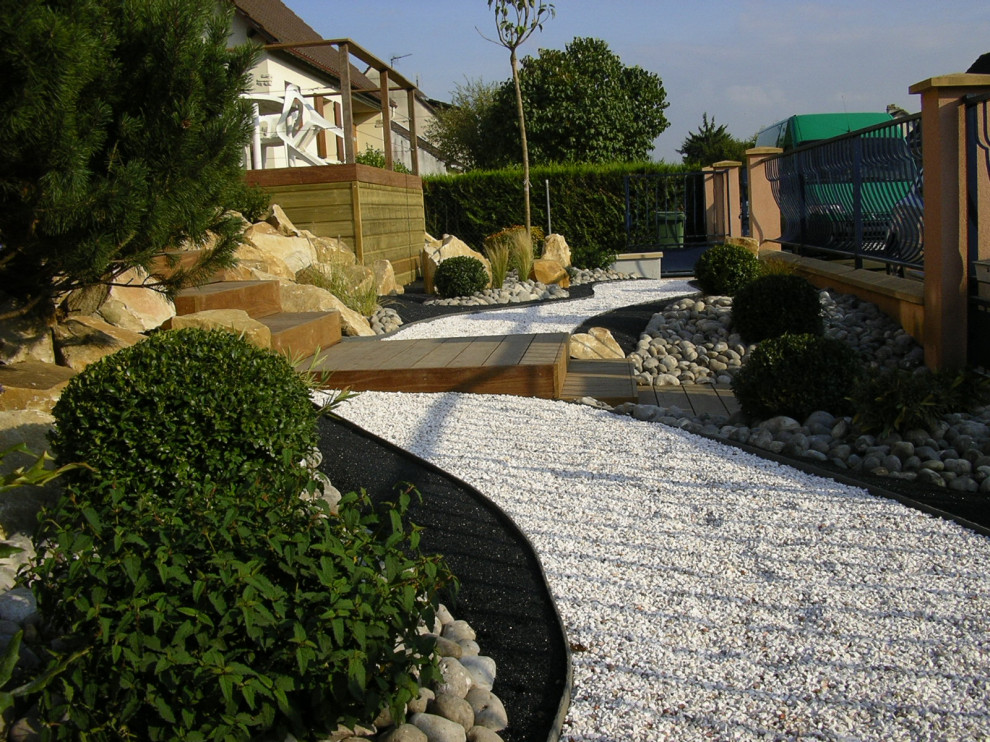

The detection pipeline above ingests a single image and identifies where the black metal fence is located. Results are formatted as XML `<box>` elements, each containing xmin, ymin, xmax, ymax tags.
<box><xmin>763</xmin><ymin>114</ymin><xmax>923</xmax><ymax>271</ymax></box>
<box><xmin>966</xmin><ymin>92</ymin><xmax>990</xmax><ymax>367</ymax></box>
<box><xmin>624</xmin><ymin>169</ymin><xmax>730</xmax><ymax>275</ymax></box>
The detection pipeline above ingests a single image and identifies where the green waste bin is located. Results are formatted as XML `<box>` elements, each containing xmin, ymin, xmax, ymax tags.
<box><xmin>656</xmin><ymin>211</ymin><xmax>685</xmax><ymax>248</ymax></box>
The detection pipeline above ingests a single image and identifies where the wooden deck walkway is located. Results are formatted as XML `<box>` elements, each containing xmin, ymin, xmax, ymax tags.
<box><xmin>637</xmin><ymin>384</ymin><xmax>740</xmax><ymax>417</ymax></box>
<box><xmin>302</xmin><ymin>332</ymin><xmax>739</xmax><ymax>413</ymax></box>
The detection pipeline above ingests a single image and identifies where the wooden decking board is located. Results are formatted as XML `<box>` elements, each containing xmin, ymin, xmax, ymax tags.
<box><xmin>562</xmin><ymin>360</ymin><xmax>637</xmax><ymax>404</ymax></box>
<box><xmin>638</xmin><ymin>384</ymin><xmax>739</xmax><ymax>417</ymax></box>
<box><xmin>484</xmin><ymin>334</ymin><xmax>537</xmax><ymax>366</ymax></box>
<box><xmin>409</xmin><ymin>337</ymin><xmax>473</xmax><ymax>368</ymax></box>
<box><xmin>448</xmin><ymin>337</ymin><xmax>504</xmax><ymax>368</ymax></box>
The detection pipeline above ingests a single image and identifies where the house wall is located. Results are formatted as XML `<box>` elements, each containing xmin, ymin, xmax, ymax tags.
<box><xmin>244</xmin><ymin>164</ymin><xmax>425</xmax><ymax>285</ymax></box>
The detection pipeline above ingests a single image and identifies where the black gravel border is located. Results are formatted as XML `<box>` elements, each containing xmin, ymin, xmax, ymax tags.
<box><xmin>316</xmin><ymin>415</ymin><xmax>572</xmax><ymax>742</ymax></box>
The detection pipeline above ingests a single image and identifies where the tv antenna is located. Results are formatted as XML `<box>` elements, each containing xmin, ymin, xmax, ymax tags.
<box><xmin>389</xmin><ymin>53</ymin><xmax>412</xmax><ymax>67</ymax></box>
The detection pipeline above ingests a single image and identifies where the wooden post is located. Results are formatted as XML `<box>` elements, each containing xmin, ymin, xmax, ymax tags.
<box><xmin>909</xmin><ymin>73</ymin><xmax>990</xmax><ymax>370</ymax></box>
<box><xmin>338</xmin><ymin>42</ymin><xmax>355</xmax><ymax>164</ymax></box>
<box><xmin>313</xmin><ymin>95</ymin><xmax>328</xmax><ymax>160</ymax></box>
<box><xmin>745</xmin><ymin>147</ymin><xmax>783</xmax><ymax>246</ymax></box>
<box><xmin>407</xmin><ymin>88</ymin><xmax>420</xmax><ymax>176</ymax></box>
<box><xmin>380</xmin><ymin>69</ymin><xmax>393</xmax><ymax>171</ymax></box>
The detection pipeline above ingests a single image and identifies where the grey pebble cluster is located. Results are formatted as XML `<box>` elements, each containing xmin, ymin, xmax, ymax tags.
<box><xmin>615</xmin><ymin>290</ymin><xmax>990</xmax><ymax>494</ymax></box>
<box><xmin>629</xmin><ymin>290</ymin><xmax>925</xmax><ymax>387</ymax></box>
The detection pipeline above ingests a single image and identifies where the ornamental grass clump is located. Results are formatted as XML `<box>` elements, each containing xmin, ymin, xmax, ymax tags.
<box><xmin>483</xmin><ymin>232</ymin><xmax>513</xmax><ymax>289</ymax></box>
<box><xmin>296</xmin><ymin>261</ymin><xmax>380</xmax><ymax>317</ymax></box>
<box><xmin>25</xmin><ymin>328</ymin><xmax>454</xmax><ymax>740</ymax></box>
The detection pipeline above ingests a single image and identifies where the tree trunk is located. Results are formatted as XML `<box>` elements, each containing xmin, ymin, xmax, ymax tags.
<box><xmin>511</xmin><ymin>47</ymin><xmax>532</xmax><ymax>243</ymax></box>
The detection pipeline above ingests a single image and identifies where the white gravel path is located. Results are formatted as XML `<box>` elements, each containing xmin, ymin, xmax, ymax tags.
<box><xmin>324</xmin><ymin>280</ymin><xmax>990</xmax><ymax>740</ymax></box>
<box><xmin>385</xmin><ymin>278</ymin><xmax>696</xmax><ymax>339</ymax></box>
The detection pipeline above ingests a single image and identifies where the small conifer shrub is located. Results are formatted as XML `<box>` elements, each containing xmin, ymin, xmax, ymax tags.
<box><xmin>434</xmin><ymin>255</ymin><xmax>489</xmax><ymax>298</ymax></box>
<box><xmin>694</xmin><ymin>243</ymin><xmax>761</xmax><ymax>296</ymax></box>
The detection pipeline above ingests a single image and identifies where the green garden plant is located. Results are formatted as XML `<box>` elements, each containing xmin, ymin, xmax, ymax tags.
<box><xmin>693</xmin><ymin>243</ymin><xmax>761</xmax><ymax>297</ymax></box>
<box><xmin>731</xmin><ymin>333</ymin><xmax>864</xmax><ymax>421</ymax></box>
<box><xmin>850</xmin><ymin>367</ymin><xmax>990</xmax><ymax>436</ymax></box>
<box><xmin>483</xmin><ymin>234</ymin><xmax>512</xmax><ymax>289</ymax></box>
<box><xmin>296</xmin><ymin>263</ymin><xmax>380</xmax><ymax>317</ymax></box>
<box><xmin>26</xmin><ymin>328</ymin><xmax>454</xmax><ymax>739</ymax></box>
<box><xmin>731</xmin><ymin>274</ymin><xmax>824</xmax><ymax>343</ymax></box>
<box><xmin>434</xmin><ymin>256</ymin><xmax>489</xmax><ymax>298</ymax></box>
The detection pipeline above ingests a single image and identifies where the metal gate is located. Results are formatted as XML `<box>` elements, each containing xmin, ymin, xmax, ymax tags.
<box><xmin>966</xmin><ymin>91</ymin><xmax>990</xmax><ymax>367</ymax></box>
<box><xmin>624</xmin><ymin>170</ymin><xmax>731</xmax><ymax>275</ymax></box>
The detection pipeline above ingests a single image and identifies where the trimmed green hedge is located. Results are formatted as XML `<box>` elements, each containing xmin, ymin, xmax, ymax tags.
<box><xmin>423</xmin><ymin>162</ymin><xmax>692</xmax><ymax>269</ymax></box>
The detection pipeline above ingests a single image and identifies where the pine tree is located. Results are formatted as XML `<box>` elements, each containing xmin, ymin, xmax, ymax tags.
<box><xmin>0</xmin><ymin>0</ymin><xmax>259</xmax><ymax>319</ymax></box>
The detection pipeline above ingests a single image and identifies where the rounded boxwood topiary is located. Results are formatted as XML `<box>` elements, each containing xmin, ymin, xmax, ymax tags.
<box><xmin>731</xmin><ymin>274</ymin><xmax>824</xmax><ymax>344</ymax></box>
<box><xmin>730</xmin><ymin>333</ymin><xmax>863</xmax><ymax>421</ymax></box>
<box><xmin>50</xmin><ymin>327</ymin><xmax>319</xmax><ymax>501</ymax></box>
<box><xmin>693</xmin><ymin>243</ymin><xmax>762</xmax><ymax>296</ymax></box>
<box><xmin>434</xmin><ymin>255</ymin><xmax>489</xmax><ymax>298</ymax></box>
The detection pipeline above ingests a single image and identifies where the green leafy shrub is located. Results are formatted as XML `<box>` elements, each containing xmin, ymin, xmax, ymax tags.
<box><xmin>693</xmin><ymin>243</ymin><xmax>761</xmax><ymax>296</ymax></box>
<box><xmin>355</xmin><ymin>146</ymin><xmax>412</xmax><ymax>174</ymax></box>
<box><xmin>731</xmin><ymin>333</ymin><xmax>864</xmax><ymax>421</ymax></box>
<box><xmin>50</xmin><ymin>328</ymin><xmax>319</xmax><ymax>501</ymax></box>
<box><xmin>31</xmin><ymin>328</ymin><xmax>454</xmax><ymax>739</ymax></box>
<box><xmin>851</xmin><ymin>368</ymin><xmax>990</xmax><ymax>436</ymax></box>
<box><xmin>27</xmin><ymin>482</ymin><xmax>453</xmax><ymax>740</ymax></box>
<box><xmin>731</xmin><ymin>274</ymin><xmax>824</xmax><ymax>343</ymax></box>
<box><xmin>434</xmin><ymin>255</ymin><xmax>489</xmax><ymax>298</ymax></box>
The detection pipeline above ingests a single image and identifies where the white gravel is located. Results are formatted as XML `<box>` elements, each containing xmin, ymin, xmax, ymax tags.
<box><xmin>385</xmin><ymin>278</ymin><xmax>695</xmax><ymax>340</ymax></box>
<box><xmin>321</xmin><ymin>281</ymin><xmax>990</xmax><ymax>740</ymax></box>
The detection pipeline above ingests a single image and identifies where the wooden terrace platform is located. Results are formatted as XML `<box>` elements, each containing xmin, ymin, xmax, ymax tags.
<box><xmin>303</xmin><ymin>332</ymin><xmax>638</xmax><ymax>404</ymax></box>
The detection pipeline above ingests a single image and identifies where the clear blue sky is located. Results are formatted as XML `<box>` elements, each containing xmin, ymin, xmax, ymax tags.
<box><xmin>289</xmin><ymin>0</ymin><xmax>990</xmax><ymax>163</ymax></box>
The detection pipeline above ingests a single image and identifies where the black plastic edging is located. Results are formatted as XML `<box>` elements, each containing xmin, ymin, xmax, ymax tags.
<box><xmin>327</xmin><ymin>414</ymin><xmax>574</xmax><ymax>742</ymax></box>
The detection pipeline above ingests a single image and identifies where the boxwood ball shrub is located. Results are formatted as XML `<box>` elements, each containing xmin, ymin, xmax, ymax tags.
<box><xmin>731</xmin><ymin>274</ymin><xmax>824</xmax><ymax>344</ymax></box>
<box><xmin>731</xmin><ymin>333</ymin><xmax>864</xmax><ymax>421</ymax></box>
<box><xmin>693</xmin><ymin>243</ymin><xmax>761</xmax><ymax>296</ymax></box>
<box><xmin>434</xmin><ymin>255</ymin><xmax>489</xmax><ymax>298</ymax></box>
<box><xmin>30</xmin><ymin>328</ymin><xmax>454</xmax><ymax>739</ymax></box>
<box><xmin>50</xmin><ymin>327</ymin><xmax>318</xmax><ymax>500</ymax></box>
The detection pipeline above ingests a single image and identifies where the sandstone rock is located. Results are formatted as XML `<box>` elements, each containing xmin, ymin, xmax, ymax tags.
<box><xmin>241</xmin><ymin>222</ymin><xmax>317</xmax><ymax>275</ymax></box>
<box><xmin>231</xmin><ymin>238</ymin><xmax>296</xmax><ymax>280</ymax></box>
<box><xmin>342</xmin><ymin>264</ymin><xmax>376</xmax><ymax>297</ymax></box>
<box><xmin>569</xmin><ymin>327</ymin><xmax>624</xmax><ymax>360</ymax></box>
<box><xmin>374</xmin><ymin>259</ymin><xmax>403</xmax><ymax>296</ymax></box>
<box><xmin>379</xmin><ymin>724</ymin><xmax>428</xmax><ymax>742</ymax></box>
<box><xmin>96</xmin><ymin>266</ymin><xmax>176</xmax><ymax>332</ymax></box>
<box><xmin>166</xmin><ymin>310</ymin><xmax>271</xmax><ymax>349</ymax></box>
<box><xmin>307</xmin><ymin>232</ymin><xmax>357</xmax><ymax>268</ymax></box>
<box><xmin>265</xmin><ymin>203</ymin><xmax>300</xmax><ymax>236</ymax></box>
<box><xmin>726</xmin><ymin>236</ymin><xmax>760</xmax><ymax>255</ymax></box>
<box><xmin>429</xmin><ymin>693</ymin><xmax>475</xmax><ymax>732</ymax></box>
<box><xmin>0</xmin><ymin>301</ymin><xmax>54</xmax><ymax>366</ymax></box>
<box><xmin>530</xmin><ymin>258</ymin><xmax>570</xmax><ymax>288</ymax></box>
<box><xmin>62</xmin><ymin>284</ymin><xmax>110</xmax><ymax>317</ymax></box>
<box><xmin>422</xmin><ymin>236</ymin><xmax>491</xmax><ymax>295</ymax></box>
<box><xmin>0</xmin><ymin>410</ymin><xmax>62</xmax><ymax>537</ymax></box>
<box><xmin>0</xmin><ymin>362</ymin><xmax>76</xmax><ymax>414</ymax></box>
<box><xmin>464</xmin><ymin>688</ymin><xmax>508</xmax><ymax>732</ymax></box>
<box><xmin>53</xmin><ymin>316</ymin><xmax>146</xmax><ymax>371</ymax></box>
<box><xmin>424</xmin><ymin>232</ymin><xmax>443</xmax><ymax>249</ymax></box>
<box><xmin>409</xmin><ymin>713</ymin><xmax>466</xmax><ymax>742</ymax></box>
<box><xmin>277</xmin><ymin>282</ymin><xmax>373</xmax><ymax>337</ymax></box>
<box><xmin>542</xmin><ymin>233</ymin><xmax>572</xmax><ymax>267</ymax></box>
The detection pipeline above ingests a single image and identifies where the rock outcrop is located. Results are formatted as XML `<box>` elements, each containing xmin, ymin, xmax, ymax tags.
<box><xmin>542</xmin><ymin>233</ymin><xmax>572</xmax><ymax>267</ymax></box>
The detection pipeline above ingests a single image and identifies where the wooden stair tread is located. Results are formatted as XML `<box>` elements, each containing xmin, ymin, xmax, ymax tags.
<box><xmin>174</xmin><ymin>280</ymin><xmax>282</xmax><ymax>319</ymax></box>
<box><xmin>257</xmin><ymin>311</ymin><xmax>341</xmax><ymax>357</ymax></box>
<box><xmin>561</xmin><ymin>359</ymin><xmax>638</xmax><ymax>405</ymax></box>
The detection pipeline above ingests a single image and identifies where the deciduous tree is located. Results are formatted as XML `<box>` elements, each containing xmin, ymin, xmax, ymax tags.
<box><xmin>424</xmin><ymin>78</ymin><xmax>503</xmax><ymax>170</ymax></box>
<box><xmin>485</xmin><ymin>0</ymin><xmax>555</xmax><ymax>241</ymax></box>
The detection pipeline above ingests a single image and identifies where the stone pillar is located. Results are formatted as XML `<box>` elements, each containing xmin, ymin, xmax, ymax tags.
<box><xmin>909</xmin><ymin>74</ymin><xmax>990</xmax><ymax>370</ymax></box>
<box><xmin>713</xmin><ymin>160</ymin><xmax>743</xmax><ymax>239</ymax></box>
<box><xmin>745</xmin><ymin>147</ymin><xmax>783</xmax><ymax>245</ymax></box>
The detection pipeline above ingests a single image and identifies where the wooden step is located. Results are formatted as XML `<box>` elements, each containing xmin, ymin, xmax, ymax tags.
<box><xmin>259</xmin><ymin>311</ymin><xmax>341</xmax><ymax>359</ymax></box>
<box><xmin>173</xmin><ymin>280</ymin><xmax>282</xmax><ymax>319</ymax></box>
<box><xmin>302</xmin><ymin>333</ymin><xmax>570</xmax><ymax>399</ymax></box>
<box><xmin>561</xmin><ymin>359</ymin><xmax>638</xmax><ymax>405</ymax></box>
